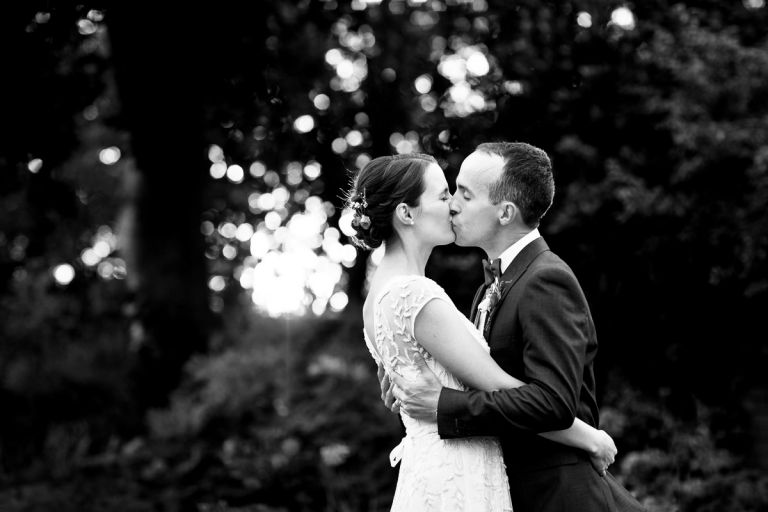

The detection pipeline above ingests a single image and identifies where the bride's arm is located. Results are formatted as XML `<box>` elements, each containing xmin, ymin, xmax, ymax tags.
<box><xmin>414</xmin><ymin>299</ymin><xmax>614</xmax><ymax>461</ymax></box>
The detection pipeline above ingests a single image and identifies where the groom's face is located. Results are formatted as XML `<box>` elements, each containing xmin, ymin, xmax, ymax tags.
<box><xmin>450</xmin><ymin>150</ymin><xmax>505</xmax><ymax>249</ymax></box>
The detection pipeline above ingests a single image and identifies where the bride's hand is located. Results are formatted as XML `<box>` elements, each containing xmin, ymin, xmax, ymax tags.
<box><xmin>588</xmin><ymin>429</ymin><xmax>617</xmax><ymax>476</ymax></box>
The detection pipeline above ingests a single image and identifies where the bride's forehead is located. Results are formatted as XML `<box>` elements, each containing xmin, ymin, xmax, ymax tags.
<box><xmin>422</xmin><ymin>163</ymin><xmax>448</xmax><ymax>187</ymax></box>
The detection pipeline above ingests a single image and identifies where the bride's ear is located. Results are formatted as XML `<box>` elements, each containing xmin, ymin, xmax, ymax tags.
<box><xmin>394</xmin><ymin>203</ymin><xmax>415</xmax><ymax>226</ymax></box>
<box><xmin>498</xmin><ymin>201</ymin><xmax>518</xmax><ymax>226</ymax></box>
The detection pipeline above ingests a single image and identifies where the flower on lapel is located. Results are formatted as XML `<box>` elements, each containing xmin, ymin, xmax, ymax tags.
<box><xmin>477</xmin><ymin>278</ymin><xmax>507</xmax><ymax>317</ymax></box>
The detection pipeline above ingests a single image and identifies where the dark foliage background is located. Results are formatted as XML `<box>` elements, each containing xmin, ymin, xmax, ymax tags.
<box><xmin>1</xmin><ymin>1</ymin><xmax>767</xmax><ymax>511</ymax></box>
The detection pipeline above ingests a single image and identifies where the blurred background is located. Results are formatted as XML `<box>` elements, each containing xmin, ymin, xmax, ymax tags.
<box><xmin>1</xmin><ymin>1</ymin><xmax>767</xmax><ymax>511</ymax></box>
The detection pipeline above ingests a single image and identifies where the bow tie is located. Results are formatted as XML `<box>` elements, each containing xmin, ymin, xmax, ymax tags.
<box><xmin>482</xmin><ymin>258</ymin><xmax>502</xmax><ymax>286</ymax></box>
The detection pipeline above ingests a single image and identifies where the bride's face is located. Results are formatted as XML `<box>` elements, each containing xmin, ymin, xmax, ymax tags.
<box><xmin>411</xmin><ymin>163</ymin><xmax>456</xmax><ymax>247</ymax></box>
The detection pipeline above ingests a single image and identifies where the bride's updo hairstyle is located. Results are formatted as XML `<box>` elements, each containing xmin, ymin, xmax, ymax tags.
<box><xmin>345</xmin><ymin>153</ymin><xmax>437</xmax><ymax>250</ymax></box>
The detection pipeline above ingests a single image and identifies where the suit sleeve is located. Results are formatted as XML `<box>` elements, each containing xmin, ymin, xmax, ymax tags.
<box><xmin>437</xmin><ymin>266</ymin><xmax>589</xmax><ymax>438</ymax></box>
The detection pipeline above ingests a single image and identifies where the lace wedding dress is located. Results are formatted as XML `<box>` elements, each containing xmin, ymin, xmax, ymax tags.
<box><xmin>364</xmin><ymin>275</ymin><xmax>513</xmax><ymax>512</ymax></box>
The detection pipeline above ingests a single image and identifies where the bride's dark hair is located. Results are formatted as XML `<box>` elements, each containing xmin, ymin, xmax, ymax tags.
<box><xmin>344</xmin><ymin>153</ymin><xmax>437</xmax><ymax>249</ymax></box>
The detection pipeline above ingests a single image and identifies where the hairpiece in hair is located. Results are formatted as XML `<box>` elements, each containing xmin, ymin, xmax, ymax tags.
<box><xmin>350</xmin><ymin>188</ymin><xmax>371</xmax><ymax>230</ymax></box>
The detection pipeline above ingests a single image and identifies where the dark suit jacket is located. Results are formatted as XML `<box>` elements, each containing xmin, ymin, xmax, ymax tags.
<box><xmin>437</xmin><ymin>237</ymin><xmax>600</xmax><ymax>473</ymax></box>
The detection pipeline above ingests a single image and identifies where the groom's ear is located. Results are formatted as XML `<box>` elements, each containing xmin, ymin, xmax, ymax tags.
<box><xmin>498</xmin><ymin>201</ymin><xmax>518</xmax><ymax>225</ymax></box>
<box><xmin>394</xmin><ymin>203</ymin><xmax>414</xmax><ymax>225</ymax></box>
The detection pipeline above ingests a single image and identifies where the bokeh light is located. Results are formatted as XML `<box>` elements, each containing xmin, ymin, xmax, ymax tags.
<box><xmin>27</xmin><ymin>158</ymin><xmax>43</xmax><ymax>174</ymax></box>
<box><xmin>241</xmin><ymin>196</ymin><xmax>347</xmax><ymax>317</ymax></box>
<box><xmin>265</xmin><ymin>211</ymin><xmax>282</xmax><ymax>230</ymax></box>
<box><xmin>208</xmin><ymin>144</ymin><xmax>225</xmax><ymax>163</ymax></box>
<box><xmin>93</xmin><ymin>240</ymin><xmax>111</xmax><ymax>258</ymax></box>
<box><xmin>577</xmin><ymin>12</ymin><xmax>592</xmax><ymax>28</ymax></box>
<box><xmin>332</xmin><ymin>138</ymin><xmax>348</xmax><ymax>154</ymax></box>
<box><xmin>436</xmin><ymin>44</ymin><xmax>496</xmax><ymax>117</ymax></box>
<box><xmin>294</xmin><ymin>115</ymin><xmax>316</xmax><ymax>133</ymax></box>
<box><xmin>264</xmin><ymin>171</ymin><xmax>280</xmax><ymax>188</ymax></box>
<box><xmin>219</xmin><ymin>222</ymin><xmax>237</xmax><ymax>238</ymax></box>
<box><xmin>345</xmin><ymin>130</ymin><xmax>363</xmax><ymax>146</ymax></box>
<box><xmin>209</xmin><ymin>275</ymin><xmax>226</xmax><ymax>292</ymax></box>
<box><xmin>81</xmin><ymin>248</ymin><xmax>100</xmax><ymax>266</ymax></box>
<box><xmin>355</xmin><ymin>153</ymin><xmax>371</xmax><ymax>169</ymax></box>
<box><xmin>236</xmin><ymin>223</ymin><xmax>254</xmax><ymax>242</ymax></box>
<box><xmin>210</xmin><ymin>162</ymin><xmax>227</xmax><ymax>179</ymax></box>
<box><xmin>304</xmin><ymin>161</ymin><xmax>322</xmax><ymax>180</ymax></box>
<box><xmin>250</xmin><ymin>161</ymin><xmax>266</xmax><ymax>177</ymax></box>
<box><xmin>77</xmin><ymin>19</ymin><xmax>97</xmax><ymax>35</ymax></box>
<box><xmin>504</xmin><ymin>81</ymin><xmax>523</xmax><ymax>95</ymax></box>
<box><xmin>76</xmin><ymin>226</ymin><xmax>121</xmax><ymax>278</ymax></box>
<box><xmin>610</xmin><ymin>6</ymin><xmax>636</xmax><ymax>30</ymax></box>
<box><xmin>97</xmin><ymin>260</ymin><xmax>114</xmax><ymax>279</ymax></box>
<box><xmin>313</xmin><ymin>93</ymin><xmax>331</xmax><ymax>110</ymax></box>
<box><xmin>226</xmin><ymin>164</ymin><xmax>245</xmax><ymax>183</ymax></box>
<box><xmin>53</xmin><ymin>264</ymin><xmax>75</xmax><ymax>285</ymax></box>
<box><xmin>329</xmin><ymin>291</ymin><xmax>349</xmax><ymax>312</ymax></box>
<box><xmin>466</xmin><ymin>52</ymin><xmax>490</xmax><ymax>76</ymax></box>
<box><xmin>257</xmin><ymin>193</ymin><xmax>276</xmax><ymax>211</ymax></box>
<box><xmin>414</xmin><ymin>74</ymin><xmax>433</xmax><ymax>94</ymax></box>
<box><xmin>99</xmin><ymin>147</ymin><xmax>121</xmax><ymax>165</ymax></box>
<box><xmin>338</xmin><ymin>209</ymin><xmax>356</xmax><ymax>237</ymax></box>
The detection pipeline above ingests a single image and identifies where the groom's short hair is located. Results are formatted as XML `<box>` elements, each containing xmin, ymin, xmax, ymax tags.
<box><xmin>476</xmin><ymin>142</ymin><xmax>554</xmax><ymax>228</ymax></box>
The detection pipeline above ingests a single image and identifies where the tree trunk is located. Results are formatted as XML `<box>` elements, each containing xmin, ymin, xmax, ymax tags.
<box><xmin>108</xmin><ymin>6</ymin><xmax>211</xmax><ymax>407</ymax></box>
<box><xmin>744</xmin><ymin>386</ymin><xmax>768</xmax><ymax>470</ymax></box>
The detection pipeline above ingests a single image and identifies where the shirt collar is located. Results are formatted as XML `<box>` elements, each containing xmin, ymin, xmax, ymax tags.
<box><xmin>498</xmin><ymin>228</ymin><xmax>541</xmax><ymax>273</ymax></box>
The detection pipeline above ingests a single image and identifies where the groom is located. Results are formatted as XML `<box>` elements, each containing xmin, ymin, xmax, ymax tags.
<box><xmin>387</xmin><ymin>142</ymin><xmax>620</xmax><ymax>511</ymax></box>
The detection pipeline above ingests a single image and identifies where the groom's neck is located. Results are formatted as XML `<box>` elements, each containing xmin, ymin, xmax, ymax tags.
<box><xmin>484</xmin><ymin>228</ymin><xmax>532</xmax><ymax>260</ymax></box>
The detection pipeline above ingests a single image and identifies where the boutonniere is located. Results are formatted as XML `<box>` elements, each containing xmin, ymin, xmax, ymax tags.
<box><xmin>477</xmin><ymin>277</ymin><xmax>509</xmax><ymax>317</ymax></box>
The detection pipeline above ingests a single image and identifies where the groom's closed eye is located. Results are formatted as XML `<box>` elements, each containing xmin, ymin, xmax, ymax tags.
<box><xmin>457</xmin><ymin>185</ymin><xmax>471</xmax><ymax>200</ymax></box>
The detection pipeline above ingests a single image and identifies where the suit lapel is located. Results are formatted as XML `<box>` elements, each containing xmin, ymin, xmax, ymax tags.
<box><xmin>484</xmin><ymin>237</ymin><xmax>550</xmax><ymax>335</ymax></box>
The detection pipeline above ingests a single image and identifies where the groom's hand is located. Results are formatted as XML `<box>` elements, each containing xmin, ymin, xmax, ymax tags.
<box><xmin>390</xmin><ymin>353</ymin><xmax>441</xmax><ymax>422</ymax></box>
<box><xmin>588</xmin><ymin>429</ymin><xmax>618</xmax><ymax>477</ymax></box>
<box><xmin>377</xmin><ymin>362</ymin><xmax>399</xmax><ymax>414</ymax></box>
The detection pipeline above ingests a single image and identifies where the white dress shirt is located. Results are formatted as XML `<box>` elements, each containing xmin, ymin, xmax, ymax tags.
<box><xmin>497</xmin><ymin>228</ymin><xmax>541</xmax><ymax>273</ymax></box>
<box><xmin>475</xmin><ymin>228</ymin><xmax>541</xmax><ymax>332</ymax></box>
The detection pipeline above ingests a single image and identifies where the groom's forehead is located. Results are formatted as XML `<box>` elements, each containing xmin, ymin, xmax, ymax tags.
<box><xmin>457</xmin><ymin>152</ymin><xmax>505</xmax><ymax>186</ymax></box>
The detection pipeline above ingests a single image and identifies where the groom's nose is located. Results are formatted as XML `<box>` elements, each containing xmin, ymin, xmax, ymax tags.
<box><xmin>449</xmin><ymin>197</ymin><xmax>460</xmax><ymax>215</ymax></box>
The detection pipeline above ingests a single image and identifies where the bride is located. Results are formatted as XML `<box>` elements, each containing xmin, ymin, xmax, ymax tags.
<box><xmin>346</xmin><ymin>153</ymin><xmax>617</xmax><ymax>512</ymax></box>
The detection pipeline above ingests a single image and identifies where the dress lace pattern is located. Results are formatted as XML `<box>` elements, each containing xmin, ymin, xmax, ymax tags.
<box><xmin>364</xmin><ymin>275</ymin><xmax>513</xmax><ymax>512</ymax></box>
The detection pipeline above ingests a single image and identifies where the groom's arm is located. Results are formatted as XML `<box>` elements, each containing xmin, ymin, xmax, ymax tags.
<box><xmin>438</xmin><ymin>266</ymin><xmax>590</xmax><ymax>438</ymax></box>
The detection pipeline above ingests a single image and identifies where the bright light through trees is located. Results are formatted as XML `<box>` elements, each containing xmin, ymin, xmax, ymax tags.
<box><xmin>143</xmin><ymin>2</ymin><xmax>652</xmax><ymax>319</ymax></box>
<box><xmin>436</xmin><ymin>44</ymin><xmax>496</xmax><ymax>117</ymax></box>
<box><xmin>27</xmin><ymin>158</ymin><xmax>43</xmax><ymax>173</ymax></box>
<box><xmin>53</xmin><ymin>264</ymin><xmax>75</xmax><ymax>285</ymax></box>
<box><xmin>577</xmin><ymin>12</ymin><xmax>592</xmax><ymax>28</ymax></box>
<box><xmin>99</xmin><ymin>147</ymin><xmax>121</xmax><ymax>165</ymax></box>
<box><xmin>610</xmin><ymin>6</ymin><xmax>636</xmax><ymax>30</ymax></box>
